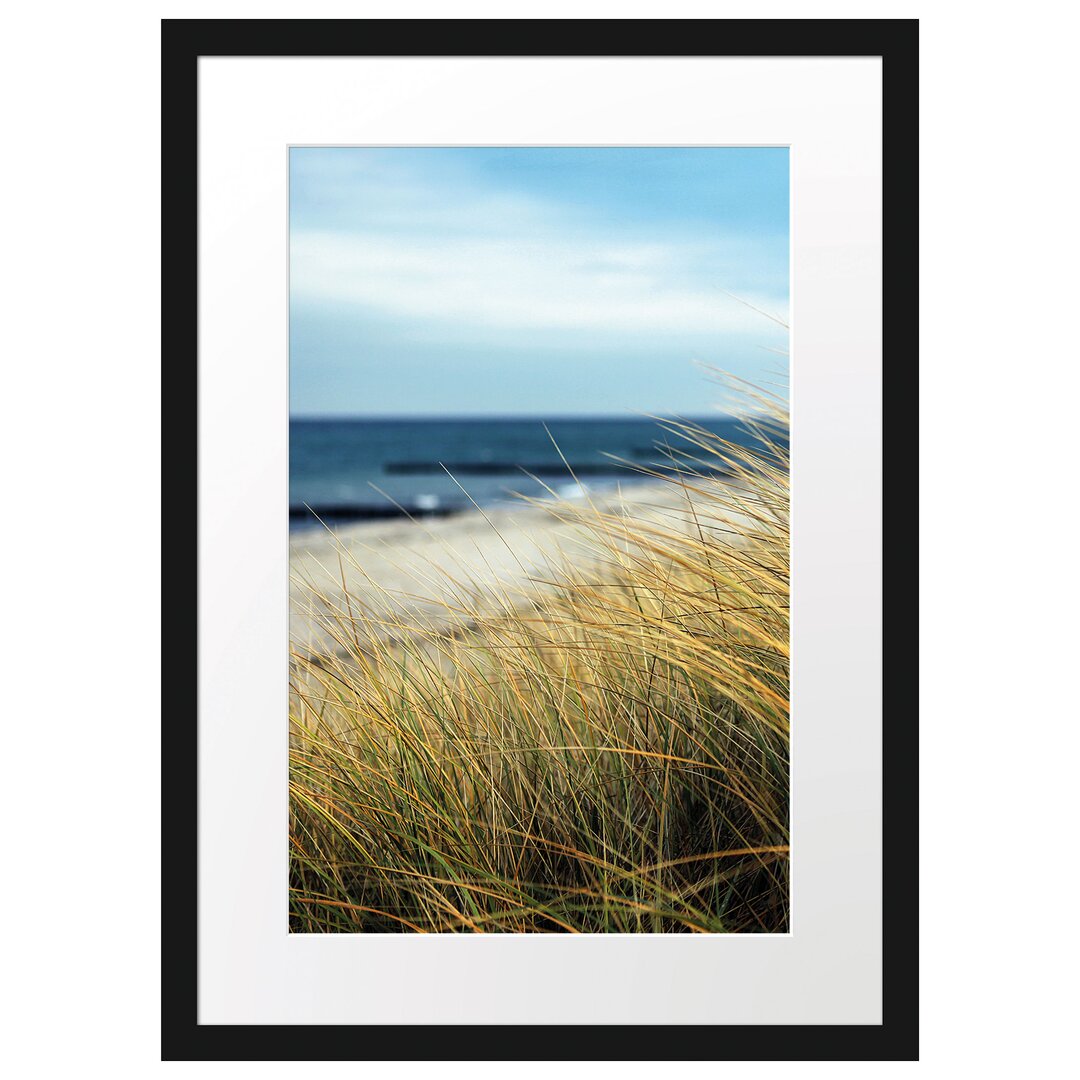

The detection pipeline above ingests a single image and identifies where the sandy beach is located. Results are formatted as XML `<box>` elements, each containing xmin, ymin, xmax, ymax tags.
<box><xmin>290</xmin><ymin>481</ymin><xmax>722</xmax><ymax>659</ymax></box>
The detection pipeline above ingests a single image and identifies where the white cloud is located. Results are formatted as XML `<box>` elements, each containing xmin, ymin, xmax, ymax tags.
<box><xmin>290</xmin><ymin>150</ymin><xmax>788</xmax><ymax>345</ymax></box>
<box><xmin>291</xmin><ymin>228</ymin><xmax>788</xmax><ymax>337</ymax></box>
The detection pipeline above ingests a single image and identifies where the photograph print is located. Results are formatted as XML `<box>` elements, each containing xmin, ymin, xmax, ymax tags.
<box><xmin>288</xmin><ymin>146</ymin><xmax>790</xmax><ymax>934</ymax></box>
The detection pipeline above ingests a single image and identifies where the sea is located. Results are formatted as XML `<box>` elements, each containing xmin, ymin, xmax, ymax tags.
<box><xmin>290</xmin><ymin>416</ymin><xmax>756</xmax><ymax>530</ymax></box>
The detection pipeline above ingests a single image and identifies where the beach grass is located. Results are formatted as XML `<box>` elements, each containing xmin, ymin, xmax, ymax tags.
<box><xmin>288</xmin><ymin>384</ymin><xmax>789</xmax><ymax>933</ymax></box>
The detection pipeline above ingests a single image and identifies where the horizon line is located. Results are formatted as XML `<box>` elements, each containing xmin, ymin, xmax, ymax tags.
<box><xmin>290</xmin><ymin>412</ymin><xmax>739</xmax><ymax>421</ymax></box>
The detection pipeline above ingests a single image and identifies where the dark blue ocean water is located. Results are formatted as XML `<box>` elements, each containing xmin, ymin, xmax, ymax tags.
<box><xmin>290</xmin><ymin>416</ymin><xmax>752</xmax><ymax>529</ymax></box>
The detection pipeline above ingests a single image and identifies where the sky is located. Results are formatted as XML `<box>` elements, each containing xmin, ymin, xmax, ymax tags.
<box><xmin>290</xmin><ymin>147</ymin><xmax>788</xmax><ymax>417</ymax></box>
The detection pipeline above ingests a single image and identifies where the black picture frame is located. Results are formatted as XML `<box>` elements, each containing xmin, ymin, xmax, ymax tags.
<box><xmin>162</xmin><ymin>18</ymin><xmax>918</xmax><ymax>1061</ymax></box>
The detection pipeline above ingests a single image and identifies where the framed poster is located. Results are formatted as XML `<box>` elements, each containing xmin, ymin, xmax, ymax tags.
<box><xmin>163</xmin><ymin>18</ymin><xmax>917</xmax><ymax>1060</ymax></box>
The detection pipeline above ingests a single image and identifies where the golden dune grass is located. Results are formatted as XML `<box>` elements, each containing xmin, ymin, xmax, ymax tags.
<box><xmin>289</xmin><ymin>385</ymin><xmax>789</xmax><ymax>933</ymax></box>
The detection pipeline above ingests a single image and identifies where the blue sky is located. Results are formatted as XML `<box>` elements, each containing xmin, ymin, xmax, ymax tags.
<box><xmin>290</xmin><ymin>147</ymin><xmax>788</xmax><ymax>416</ymax></box>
